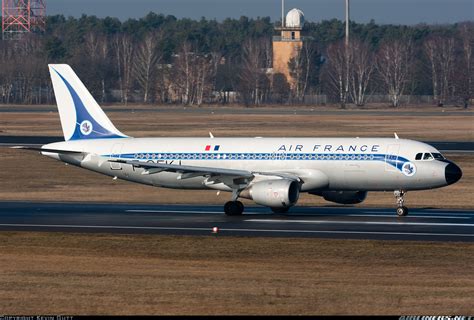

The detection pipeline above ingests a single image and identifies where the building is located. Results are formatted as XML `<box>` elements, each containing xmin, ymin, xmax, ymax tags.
<box><xmin>272</xmin><ymin>8</ymin><xmax>305</xmax><ymax>86</ymax></box>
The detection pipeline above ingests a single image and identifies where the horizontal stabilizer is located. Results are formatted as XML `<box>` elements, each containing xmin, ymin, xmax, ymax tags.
<box><xmin>11</xmin><ymin>146</ymin><xmax>83</xmax><ymax>155</ymax></box>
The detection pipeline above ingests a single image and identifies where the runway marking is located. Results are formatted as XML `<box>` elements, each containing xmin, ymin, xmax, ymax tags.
<box><xmin>245</xmin><ymin>219</ymin><xmax>474</xmax><ymax>227</ymax></box>
<box><xmin>350</xmin><ymin>214</ymin><xmax>471</xmax><ymax>219</ymax></box>
<box><xmin>0</xmin><ymin>223</ymin><xmax>473</xmax><ymax>238</ymax></box>
<box><xmin>366</xmin><ymin>211</ymin><xmax>474</xmax><ymax>215</ymax></box>
<box><xmin>126</xmin><ymin>209</ymin><xmax>265</xmax><ymax>215</ymax></box>
<box><xmin>127</xmin><ymin>209</ymin><xmax>223</xmax><ymax>214</ymax></box>
<box><xmin>126</xmin><ymin>209</ymin><xmax>473</xmax><ymax>219</ymax></box>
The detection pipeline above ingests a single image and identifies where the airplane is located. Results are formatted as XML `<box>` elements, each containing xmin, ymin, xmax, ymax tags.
<box><xmin>15</xmin><ymin>64</ymin><xmax>462</xmax><ymax>217</ymax></box>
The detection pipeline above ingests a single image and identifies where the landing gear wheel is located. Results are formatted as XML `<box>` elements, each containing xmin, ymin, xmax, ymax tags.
<box><xmin>224</xmin><ymin>201</ymin><xmax>244</xmax><ymax>216</ymax></box>
<box><xmin>271</xmin><ymin>207</ymin><xmax>290</xmax><ymax>214</ymax></box>
<box><xmin>394</xmin><ymin>190</ymin><xmax>408</xmax><ymax>217</ymax></box>
<box><xmin>396</xmin><ymin>206</ymin><xmax>408</xmax><ymax>217</ymax></box>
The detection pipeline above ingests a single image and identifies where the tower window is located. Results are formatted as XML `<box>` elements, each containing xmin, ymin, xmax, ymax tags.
<box><xmin>291</xmin><ymin>32</ymin><xmax>295</xmax><ymax>40</ymax></box>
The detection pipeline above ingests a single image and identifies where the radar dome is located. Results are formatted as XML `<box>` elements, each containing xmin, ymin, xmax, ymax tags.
<box><xmin>285</xmin><ymin>8</ymin><xmax>304</xmax><ymax>28</ymax></box>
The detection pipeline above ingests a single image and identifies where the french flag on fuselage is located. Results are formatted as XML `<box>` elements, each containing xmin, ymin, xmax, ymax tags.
<box><xmin>205</xmin><ymin>145</ymin><xmax>220</xmax><ymax>151</ymax></box>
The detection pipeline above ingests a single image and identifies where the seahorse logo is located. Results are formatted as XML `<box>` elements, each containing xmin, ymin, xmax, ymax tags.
<box><xmin>80</xmin><ymin>120</ymin><xmax>93</xmax><ymax>135</ymax></box>
<box><xmin>402</xmin><ymin>162</ymin><xmax>416</xmax><ymax>177</ymax></box>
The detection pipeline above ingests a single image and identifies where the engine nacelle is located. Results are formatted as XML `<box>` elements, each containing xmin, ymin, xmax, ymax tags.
<box><xmin>311</xmin><ymin>191</ymin><xmax>368</xmax><ymax>204</ymax></box>
<box><xmin>241</xmin><ymin>179</ymin><xmax>300</xmax><ymax>208</ymax></box>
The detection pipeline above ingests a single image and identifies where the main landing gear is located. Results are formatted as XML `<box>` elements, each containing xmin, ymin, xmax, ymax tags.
<box><xmin>224</xmin><ymin>201</ymin><xmax>244</xmax><ymax>216</ymax></box>
<box><xmin>394</xmin><ymin>190</ymin><xmax>408</xmax><ymax>217</ymax></box>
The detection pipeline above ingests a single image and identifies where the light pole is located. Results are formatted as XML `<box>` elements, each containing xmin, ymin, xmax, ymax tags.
<box><xmin>281</xmin><ymin>0</ymin><xmax>285</xmax><ymax>27</ymax></box>
<box><xmin>344</xmin><ymin>0</ymin><xmax>350</xmax><ymax>108</ymax></box>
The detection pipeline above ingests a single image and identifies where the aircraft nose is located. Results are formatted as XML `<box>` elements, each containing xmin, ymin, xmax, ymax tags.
<box><xmin>445</xmin><ymin>162</ymin><xmax>462</xmax><ymax>185</ymax></box>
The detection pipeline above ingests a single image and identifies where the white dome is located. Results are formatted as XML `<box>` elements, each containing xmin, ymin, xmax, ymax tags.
<box><xmin>285</xmin><ymin>8</ymin><xmax>304</xmax><ymax>28</ymax></box>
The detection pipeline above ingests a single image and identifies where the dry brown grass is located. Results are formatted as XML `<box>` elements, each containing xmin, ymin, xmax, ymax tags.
<box><xmin>0</xmin><ymin>232</ymin><xmax>473</xmax><ymax>315</ymax></box>
<box><xmin>0</xmin><ymin>108</ymin><xmax>473</xmax><ymax>141</ymax></box>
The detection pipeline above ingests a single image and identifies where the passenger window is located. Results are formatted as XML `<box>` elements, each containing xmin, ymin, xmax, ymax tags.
<box><xmin>415</xmin><ymin>153</ymin><xmax>423</xmax><ymax>160</ymax></box>
<box><xmin>423</xmin><ymin>153</ymin><xmax>433</xmax><ymax>160</ymax></box>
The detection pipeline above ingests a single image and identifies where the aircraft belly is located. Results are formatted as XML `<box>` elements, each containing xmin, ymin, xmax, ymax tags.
<box><xmin>151</xmin><ymin>172</ymin><xmax>207</xmax><ymax>189</ymax></box>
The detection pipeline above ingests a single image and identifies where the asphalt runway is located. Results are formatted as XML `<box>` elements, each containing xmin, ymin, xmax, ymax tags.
<box><xmin>0</xmin><ymin>135</ymin><xmax>473</xmax><ymax>153</ymax></box>
<box><xmin>0</xmin><ymin>201</ymin><xmax>473</xmax><ymax>242</ymax></box>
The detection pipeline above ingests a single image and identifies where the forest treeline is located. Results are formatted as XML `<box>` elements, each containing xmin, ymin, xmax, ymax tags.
<box><xmin>0</xmin><ymin>12</ymin><xmax>472</xmax><ymax>107</ymax></box>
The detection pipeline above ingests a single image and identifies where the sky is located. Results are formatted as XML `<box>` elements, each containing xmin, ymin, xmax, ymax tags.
<box><xmin>47</xmin><ymin>0</ymin><xmax>473</xmax><ymax>25</ymax></box>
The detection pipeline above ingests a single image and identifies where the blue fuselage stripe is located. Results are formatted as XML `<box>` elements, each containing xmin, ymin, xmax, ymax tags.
<box><xmin>102</xmin><ymin>152</ymin><xmax>409</xmax><ymax>171</ymax></box>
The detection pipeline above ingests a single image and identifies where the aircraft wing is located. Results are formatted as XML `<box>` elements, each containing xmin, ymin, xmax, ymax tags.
<box><xmin>108</xmin><ymin>159</ymin><xmax>300</xmax><ymax>189</ymax></box>
<box><xmin>111</xmin><ymin>159</ymin><xmax>253</xmax><ymax>177</ymax></box>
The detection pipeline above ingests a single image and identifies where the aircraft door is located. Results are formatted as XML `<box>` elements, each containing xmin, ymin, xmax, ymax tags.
<box><xmin>110</xmin><ymin>143</ymin><xmax>124</xmax><ymax>170</ymax></box>
<box><xmin>385</xmin><ymin>144</ymin><xmax>400</xmax><ymax>172</ymax></box>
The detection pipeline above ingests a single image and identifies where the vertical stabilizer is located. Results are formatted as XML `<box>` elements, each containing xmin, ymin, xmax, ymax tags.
<box><xmin>48</xmin><ymin>64</ymin><xmax>128</xmax><ymax>141</ymax></box>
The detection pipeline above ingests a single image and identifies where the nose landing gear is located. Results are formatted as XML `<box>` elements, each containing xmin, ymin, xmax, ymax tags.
<box><xmin>394</xmin><ymin>190</ymin><xmax>408</xmax><ymax>216</ymax></box>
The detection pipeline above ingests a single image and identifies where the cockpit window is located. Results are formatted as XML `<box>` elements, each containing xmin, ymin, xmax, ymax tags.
<box><xmin>432</xmin><ymin>153</ymin><xmax>445</xmax><ymax>160</ymax></box>
<box><xmin>415</xmin><ymin>152</ymin><xmax>445</xmax><ymax>161</ymax></box>
<box><xmin>423</xmin><ymin>153</ymin><xmax>434</xmax><ymax>160</ymax></box>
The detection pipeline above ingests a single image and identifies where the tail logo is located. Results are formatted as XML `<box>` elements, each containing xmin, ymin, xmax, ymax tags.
<box><xmin>80</xmin><ymin>120</ymin><xmax>93</xmax><ymax>135</ymax></box>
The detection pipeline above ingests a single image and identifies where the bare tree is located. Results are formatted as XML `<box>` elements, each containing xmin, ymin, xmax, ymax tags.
<box><xmin>424</xmin><ymin>35</ymin><xmax>456</xmax><ymax>106</ymax></box>
<box><xmin>133</xmin><ymin>32</ymin><xmax>163</xmax><ymax>103</ymax></box>
<box><xmin>84</xmin><ymin>32</ymin><xmax>110</xmax><ymax>103</ymax></box>
<box><xmin>113</xmin><ymin>34</ymin><xmax>135</xmax><ymax>105</ymax></box>
<box><xmin>98</xmin><ymin>35</ymin><xmax>110</xmax><ymax>103</ymax></box>
<box><xmin>376</xmin><ymin>39</ymin><xmax>413</xmax><ymax>107</ymax></box>
<box><xmin>195</xmin><ymin>53</ymin><xmax>219</xmax><ymax>106</ymax></box>
<box><xmin>239</xmin><ymin>38</ymin><xmax>269</xmax><ymax>106</ymax></box>
<box><xmin>155</xmin><ymin>63</ymin><xmax>172</xmax><ymax>104</ymax></box>
<box><xmin>459</xmin><ymin>22</ymin><xmax>473</xmax><ymax>108</ymax></box>
<box><xmin>271</xmin><ymin>73</ymin><xmax>290</xmax><ymax>103</ymax></box>
<box><xmin>288</xmin><ymin>43</ymin><xmax>316</xmax><ymax>102</ymax></box>
<box><xmin>173</xmin><ymin>42</ymin><xmax>193</xmax><ymax>105</ymax></box>
<box><xmin>172</xmin><ymin>42</ymin><xmax>215</xmax><ymax>106</ymax></box>
<box><xmin>349</xmin><ymin>39</ymin><xmax>374</xmax><ymax>106</ymax></box>
<box><xmin>325</xmin><ymin>41</ymin><xmax>352</xmax><ymax>108</ymax></box>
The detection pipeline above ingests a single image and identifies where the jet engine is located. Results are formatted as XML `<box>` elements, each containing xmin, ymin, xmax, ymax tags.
<box><xmin>311</xmin><ymin>191</ymin><xmax>368</xmax><ymax>204</ymax></box>
<box><xmin>240</xmin><ymin>179</ymin><xmax>300</xmax><ymax>208</ymax></box>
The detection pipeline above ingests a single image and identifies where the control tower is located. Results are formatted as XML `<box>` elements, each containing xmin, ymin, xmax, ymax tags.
<box><xmin>272</xmin><ymin>8</ymin><xmax>305</xmax><ymax>84</ymax></box>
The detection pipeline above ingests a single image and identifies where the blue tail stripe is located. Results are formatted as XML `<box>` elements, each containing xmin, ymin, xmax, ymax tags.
<box><xmin>52</xmin><ymin>68</ymin><xmax>125</xmax><ymax>140</ymax></box>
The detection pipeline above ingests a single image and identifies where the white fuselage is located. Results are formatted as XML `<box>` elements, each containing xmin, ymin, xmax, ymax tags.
<box><xmin>43</xmin><ymin>137</ymin><xmax>450</xmax><ymax>192</ymax></box>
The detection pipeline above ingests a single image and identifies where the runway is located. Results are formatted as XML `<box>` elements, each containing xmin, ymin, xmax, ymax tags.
<box><xmin>0</xmin><ymin>201</ymin><xmax>473</xmax><ymax>242</ymax></box>
<box><xmin>1</xmin><ymin>135</ymin><xmax>473</xmax><ymax>153</ymax></box>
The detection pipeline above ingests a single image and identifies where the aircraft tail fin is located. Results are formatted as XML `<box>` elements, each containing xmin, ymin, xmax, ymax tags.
<box><xmin>48</xmin><ymin>64</ymin><xmax>128</xmax><ymax>141</ymax></box>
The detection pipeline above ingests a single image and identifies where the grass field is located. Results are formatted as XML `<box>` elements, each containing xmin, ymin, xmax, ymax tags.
<box><xmin>1</xmin><ymin>232</ymin><xmax>473</xmax><ymax>315</ymax></box>
<box><xmin>1</xmin><ymin>106</ymin><xmax>473</xmax><ymax>140</ymax></box>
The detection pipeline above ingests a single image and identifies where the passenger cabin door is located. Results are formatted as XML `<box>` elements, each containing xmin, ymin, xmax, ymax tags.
<box><xmin>385</xmin><ymin>144</ymin><xmax>400</xmax><ymax>172</ymax></box>
<box><xmin>109</xmin><ymin>143</ymin><xmax>124</xmax><ymax>170</ymax></box>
